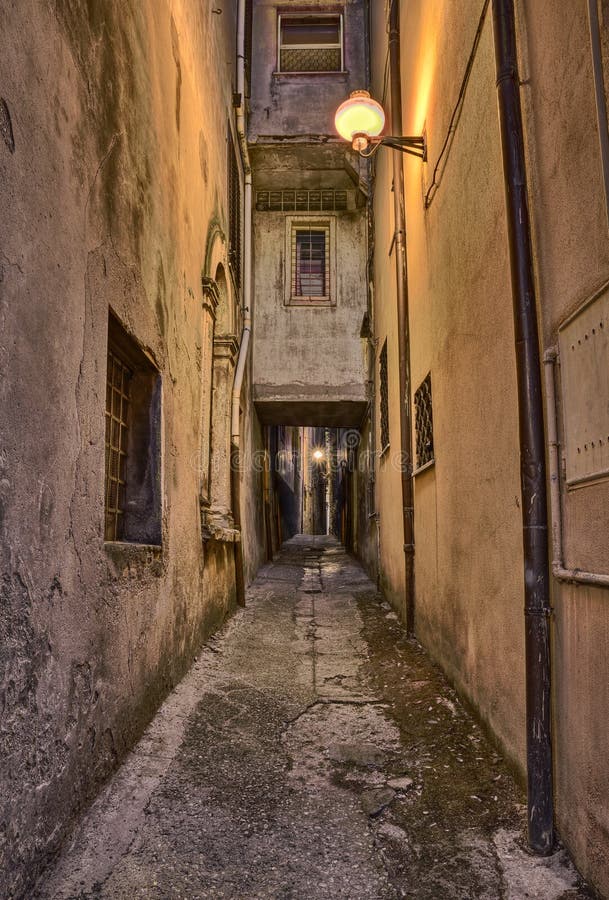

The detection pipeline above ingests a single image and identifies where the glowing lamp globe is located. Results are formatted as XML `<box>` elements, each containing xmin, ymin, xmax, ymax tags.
<box><xmin>335</xmin><ymin>90</ymin><xmax>385</xmax><ymax>151</ymax></box>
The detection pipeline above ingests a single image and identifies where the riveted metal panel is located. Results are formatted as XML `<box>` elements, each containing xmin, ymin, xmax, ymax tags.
<box><xmin>558</xmin><ymin>283</ymin><xmax>609</xmax><ymax>486</ymax></box>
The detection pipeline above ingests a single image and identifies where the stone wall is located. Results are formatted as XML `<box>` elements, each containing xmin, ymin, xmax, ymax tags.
<box><xmin>0</xmin><ymin>1</ymin><xmax>264</xmax><ymax>894</ymax></box>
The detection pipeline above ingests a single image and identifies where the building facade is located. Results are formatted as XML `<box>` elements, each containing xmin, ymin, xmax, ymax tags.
<box><xmin>249</xmin><ymin>0</ymin><xmax>370</xmax><ymax>430</ymax></box>
<box><xmin>361</xmin><ymin>1</ymin><xmax>609</xmax><ymax>894</ymax></box>
<box><xmin>0</xmin><ymin>1</ymin><xmax>266</xmax><ymax>894</ymax></box>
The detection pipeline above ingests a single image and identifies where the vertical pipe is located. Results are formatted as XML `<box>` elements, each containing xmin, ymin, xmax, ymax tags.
<box><xmin>388</xmin><ymin>0</ymin><xmax>415</xmax><ymax>633</ymax></box>
<box><xmin>230</xmin><ymin>445</ymin><xmax>246</xmax><ymax>606</ymax></box>
<box><xmin>543</xmin><ymin>349</ymin><xmax>563</xmax><ymax>574</ymax></box>
<box><xmin>230</xmin><ymin>0</ymin><xmax>253</xmax><ymax>603</ymax></box>
<box><xmin>587</xmin><ymin>0</ymin><xmax>609</xmax><ymax>230</ymax></box>
<box><xmin>492</xmin><ymin>0</ymin><xmax>554</xmax><ymax>854</ymax></box>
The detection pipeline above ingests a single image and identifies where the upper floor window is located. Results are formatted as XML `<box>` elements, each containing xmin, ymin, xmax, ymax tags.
<box><xmin>278</xmin><ymin>14</ymin><xmax>343</xmax><ymax>73</ymax></box>
<box><xmin>294</xmin><ymin>227</ymin><xmax>328</xmax><ymax>297</ymax></box>
<box><xmin>284</xmin><ymin>215</ymin><xmax>336</xmax><ymax>306</ymax></box>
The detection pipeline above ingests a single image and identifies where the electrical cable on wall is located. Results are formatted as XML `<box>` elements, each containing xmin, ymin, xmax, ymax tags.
<box><xmin>424</xmin><ymin>0</ymin><xmax>490</xmax><ymax>208</ymax></box>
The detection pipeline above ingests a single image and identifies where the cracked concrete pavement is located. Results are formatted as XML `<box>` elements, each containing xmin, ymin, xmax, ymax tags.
<box><xmin>36</xmin><ymin>535</ymin><xmax>593</xmax><ymax>899</ymax></box>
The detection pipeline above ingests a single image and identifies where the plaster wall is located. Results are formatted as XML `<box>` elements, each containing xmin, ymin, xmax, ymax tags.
<box><xmin>0</xmin><ymin>1</ymin><xmax>264</xmax><ymax>894</ymax></box>
<box><xmin>521</xmin><ymin>2</ymin><xmax>609</xmax><ymax>893</ymax></box>
<box><xmin>368</xmin><ymin>154</ymin><xmax>408</xmax><ymax>616</ymax></box>
<box><xmin>368</xmin><ymin>0</ymin><xmax>609</xmax><ymax>893</ymax></box>
<box><xmin>370</xmin><ymin>0</ymin><xmax>526</xmax><ymax>769</ymax></box>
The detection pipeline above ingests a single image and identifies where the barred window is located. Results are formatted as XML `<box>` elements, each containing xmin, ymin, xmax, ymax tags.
<box><xmin>414</xmin><ymin>373</ymin><xmax>434</xmax><ymax>470</ymax></box>
<box><xmin>104</xmin><ymin>313</ymin><xmax>162</xmax><ymax>545</ymax></box>
<box><xmin>227</xmin><ymin>129</ymin><xmax>242</xmax><ymax>291</ymax></box>
<box><xmin>380</xmin><ymin>340</ymin><xmax>390</xmax><ymax>452</ymax></box>
<box><xmin>278</xmin><ymin>15</ymin><xmax>343</xmax><ymax>73</ymax></box>
<box><xmin>105</xmin><ymin>349</ymin><xmax>131</xmax><ymax>541</ymax></box>
<box><xmin>292</xmin><ymin>226</ymin><xmax>329</xmax><ymax>299</ymax></box>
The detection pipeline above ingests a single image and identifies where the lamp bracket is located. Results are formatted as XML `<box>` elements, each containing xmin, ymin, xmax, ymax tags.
<box><xmin>352</xmin><ymin>133</ymin><xmax>427</xmax><ymax>160</ymax></box>
<box><xmin>378</xmin><ymin>135</ymin><xmax>427</xmax><ymax>160</ymax></box>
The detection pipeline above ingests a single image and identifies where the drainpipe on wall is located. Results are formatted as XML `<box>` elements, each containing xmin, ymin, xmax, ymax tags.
<box><xmin>231</xmin><ymin>0</ymin><xmax>253</xmax><ymax>605</ymax></box>
<box><xmin>491</xmin><ymin>0</ymin><xmax>554</xmax><ymax>855</ymax></box>
<box><xmin>587</xmin><ymin>0</ymin><xmax>609</xmax><ymax>231</ymax></box>
<box><xmin>388</xmin><ymin>0</ymin><xmax>415</xmax><ymax>634</ymax></box>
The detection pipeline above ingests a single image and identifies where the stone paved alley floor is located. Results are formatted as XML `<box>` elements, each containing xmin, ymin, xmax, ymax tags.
<box><xmin>37</xmin><ymin>536</ymin><xmax>593</xmax><ymax>899</ymax></box>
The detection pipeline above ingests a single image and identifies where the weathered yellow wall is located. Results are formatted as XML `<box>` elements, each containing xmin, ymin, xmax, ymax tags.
<box><xmin>522</xmin><ymin>2</ymin><xmax>609</xmax><ymax>894</ymax></box>
<box><xmin>402</xmin><ymin>0</ymin><xmax>526</xmax><ymax>764</ymax></box>
<box><xmin>371</xmin><ymin>0</ymin><xmax>525</xmax><ymax>782</ymax></box>
<box><xmin>0</xmin><ymin>1</ymin><xmax>265</xmax><ymax>894</ymax></box>
<box><xmin>368</xmin><ymin>1</ymin><xmax>609</xmax><ymax>894</ymax></box>
<box><xmin>370</xmin><ymin>1</ymin><xmax>525</xmax><ymax>752</ymax></box>
<box><xmin>368</xmin><ymin>5</ymin><xmax>406</xmax><ymax>618</ymax></box>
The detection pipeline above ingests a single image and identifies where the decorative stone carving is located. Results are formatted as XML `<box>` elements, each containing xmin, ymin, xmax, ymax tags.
<box><xmin>201</xmin><ymin>275</ymin><xmax>220</xmax><ymax>319</ymax></box>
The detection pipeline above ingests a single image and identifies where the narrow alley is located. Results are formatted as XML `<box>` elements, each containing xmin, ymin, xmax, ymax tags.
<box><xmin>38</xmin><ymin>538</ymin><xmax>589</xmax><ymax>900</ymax></box>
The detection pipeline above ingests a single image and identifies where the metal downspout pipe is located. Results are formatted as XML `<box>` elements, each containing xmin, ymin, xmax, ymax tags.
<box><xmin>491</xmin><ymin>0</ymin><xmax>554</xmax><ymax>854</ymax></box>
<box><xmin>231</xmin><ymin>0</ymin><xmax>252</xmax><ymax>604</ymax></box>
<box><xmin>388</xmin><ymin>0</ymin><xmax>415</xmax><ymax>634</ymax></box>
<box><xmin>587</xmin><ymin>0</ymin><xmax>609</xmax><ymax>230</ymax></box>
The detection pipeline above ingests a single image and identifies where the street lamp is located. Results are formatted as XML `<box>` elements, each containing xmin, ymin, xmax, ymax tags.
<box><xmin>334</xmin><ymin>90</ymin><xmax>426</xmax><ymax>160</ymax></box>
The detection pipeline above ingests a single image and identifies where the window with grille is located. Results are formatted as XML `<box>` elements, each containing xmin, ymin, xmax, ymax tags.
<box><xmin>414</xmin><ymin>373</ymin><xmax>434</xmax><ymax>470</ymax></box>
<box><xmin>256</xmin><ymin>189</ymin><xmax>348</xmax><ymax>212</ymax></box>
<box><xmin>278</xmin><ymin>14</ymin><xmax>343</xmax><ymax>73</ymax></box>
<box><xmin>104</xmin><ymin>313</ymin><xmax>162</xmax><ymax>545</ymax></box>
<box><xmin>227</xmin><ymin>129</ymin><xmax>242</xmax><ymax>291</ymax></box>
<box><xmin>380</xmin><ymin>340</ymin><xmax>390</xmax><ymax>453</ymax></box>
<box><xmin>291</xmin><ymin>226</ymin><xmax>329</xmax><ymax>299</ymax></box>
<box><xmin>105</xmin><ymin>348</ymin><xmax>131</xmax><ymax>542</ymax></box>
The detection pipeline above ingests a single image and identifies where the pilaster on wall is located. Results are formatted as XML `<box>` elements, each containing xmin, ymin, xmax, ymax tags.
<box><xmin>200</xmin><ymin>275</ymin><xmax>220</xmax><ymax>508</ymax></box>
<box><xmin>203</xmin><ymin>332</ymin><xmax>241</xmax><ymax>543</ymax></box>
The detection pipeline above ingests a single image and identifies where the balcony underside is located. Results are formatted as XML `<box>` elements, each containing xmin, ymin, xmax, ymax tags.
<box><xmin>254</xmin><ymin>398</ymin><xmax>367</xmax><ymax>427</ymax></box>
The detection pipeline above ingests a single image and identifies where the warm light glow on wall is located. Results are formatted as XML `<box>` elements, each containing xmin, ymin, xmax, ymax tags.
<box><xmin>412</xmin><ymin>41</ymin><xmax>436</xmax><ymax>136</ymax></box>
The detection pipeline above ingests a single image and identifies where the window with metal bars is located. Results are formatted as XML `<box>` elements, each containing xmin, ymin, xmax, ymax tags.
<box><xmin>104</xmin><ymin>313</ymin><xmax>162</xmax><ymax>545</ymax></box>
<box><xmin>227</xmin><ymin>129</ymin><xmax>242</xmax><ymax>292</ymax></box>
<box><xmin>278</xmin><ymin>14</ymin><xmax>343</xmax><ymax>73</ymax></box>
<box><xmin>414</xmin><ymin>373</ymin><xmax>434</xmax><ymax>470</ymax></box>
<box><xmin>292</xmin><ymin>227</ymin><xmax>329</xmax><ymax>298</ymax></box>
<box><xmin>105</xmin><ymin>349</ymin><xmax>131</xmax><ymax>542</ymax></box>
<box><xmin>256</xmin><ymin>189</ymin><xmax>349</xmax><ymax>212</ymax></box>
<box><xmin>379</xmin><ymin>340</ymin><xmax>390</xmax><ymax>453</ymax></box>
